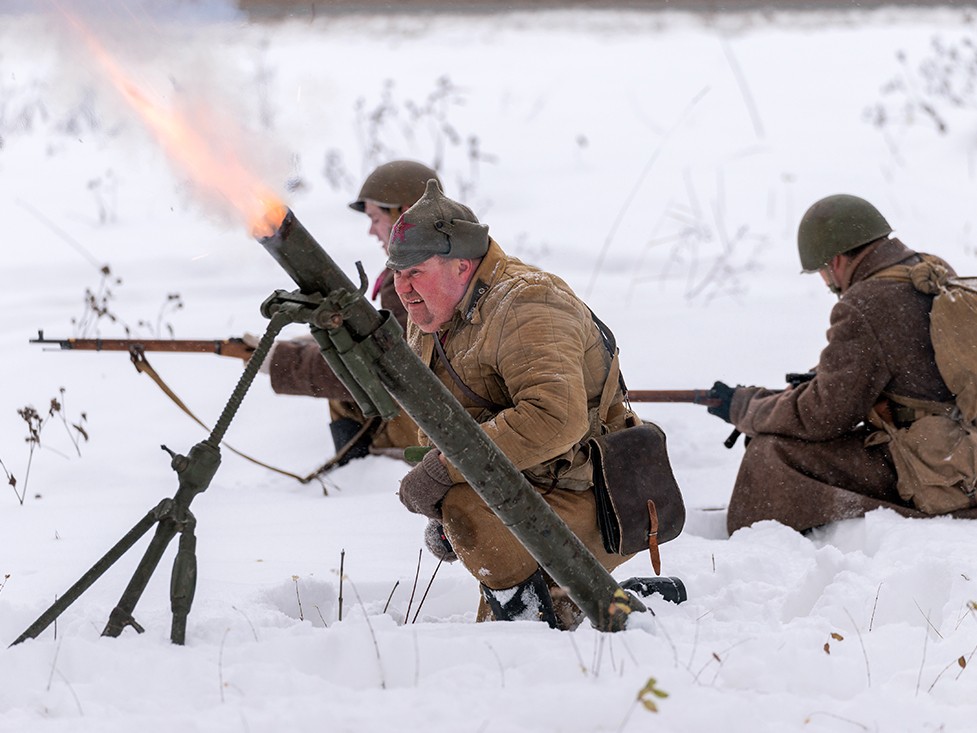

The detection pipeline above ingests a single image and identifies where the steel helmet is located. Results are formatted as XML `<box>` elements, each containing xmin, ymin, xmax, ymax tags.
<box><xmin>348</xmin><ymin>160</ymin><xmax>442</xmax><ymax>213</ymax></box>
<box><xmin>797</xmin><ymin>194</ymin><xmax>892</xmax><ymax>272</ymax></box>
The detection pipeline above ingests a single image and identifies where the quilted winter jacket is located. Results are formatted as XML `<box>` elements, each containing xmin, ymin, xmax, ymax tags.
<box><xmin>408</xmin><ymin>239</ymin><xmax>631</xmax><ymax>490</ymax></box>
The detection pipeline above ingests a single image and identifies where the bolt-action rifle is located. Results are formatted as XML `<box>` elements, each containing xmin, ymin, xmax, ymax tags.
<box><xmin>628</xmin><ymin>373</ymin><xmax>816</xmax><ymax>447</ymax></box>
<box><xmin>28</xmin><ymin>329</ymin><xmax>331</xmax><ymax>484</ymax></box>
<box><xmin>627</xmin><ymin>373</ymin><xmax>815</xmax><ymax>406</ymax></box>
<box><xmin>627</xmin><ymin>389</ymin><xmax>722</xmax><ymax>407</ymax></box>
<box><xmin>30</xmin><ymin>330</ymin><xmax>254</xmax><ymax>360</ymax></box>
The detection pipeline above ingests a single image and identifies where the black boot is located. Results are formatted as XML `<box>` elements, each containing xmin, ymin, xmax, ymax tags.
<box><xmin>481</xmin><ymin>568</ymin><xmax>559</xmax><ymax>628</ymax></box>
<box><xmin>620</xmin><ymin>576</ymin><xmax>688</xmax><ymax>605</ymax></box>
<box><xmin>329</xmin><ymin>417</ymin><xmax>372</xmax><ymax>466</ymax></box>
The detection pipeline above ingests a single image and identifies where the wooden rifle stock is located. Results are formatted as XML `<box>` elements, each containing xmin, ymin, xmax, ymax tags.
<box><xmin>627</xmin><ymin>389</ymin><xmax>721</xmax><ymax>408</ymax></box>
<box><xmin>30</xmin><ymin>330</ymin><xmax>254</xmax><ymax>360</ymax></box>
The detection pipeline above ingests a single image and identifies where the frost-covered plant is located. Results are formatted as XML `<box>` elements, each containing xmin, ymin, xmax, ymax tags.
<box><xmin>71</xmin><ymin>265</ymin><xmax>184</xmax><ymax>338</ymax></box>
<box><xmin>627</xmin><ymin>174</ymin><xmax>769</xmax><ymax>304</ymax></box>
<box><xmin>322</xmin><ymin>76</ymin><xmax>496</xmax><ymax>203</ymax></box>
<box><xmin>6</xmin><ymin>388</ymin><xmax>89</xmax><ymax>505</ymax></box>
<box><xmin>867</xmin><ymin>33</ymin><xmax>977</xmax><ymax>135</ymax></box>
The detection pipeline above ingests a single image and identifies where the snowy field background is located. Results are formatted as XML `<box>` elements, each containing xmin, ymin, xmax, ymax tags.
<box><xmin>1</xmin><ymin>2</ymin><xmax>976</xmax><ymax>731</ymax></box>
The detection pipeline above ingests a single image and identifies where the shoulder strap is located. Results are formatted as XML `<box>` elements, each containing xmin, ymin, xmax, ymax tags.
<box><xmin>869</xmin><ymin>264</ymin><xmax>912</xmax><ymax>282</ymax></box>
<box><xmin>588</xmin><ymin>309</ymin><xmax>631</xmax><ymax>423</ymax></box>
<box><xmin>869</xmin><ymin>254</ymin><xmax>952</xmax><ymax>294</ymax></box>
<box><xmin>432</xmin><ymin>334</ymin><xmax>506</xmax><ymax>412</ymax></box>
<box><xmin>883</xmin><ymin>391</ymin><xmax>957</xmax><ymax>418</ymax></box>
<box><xmin>589</xmin><ymin>310</ymin><xmax>628</xmax><ymax>391</ymax></box>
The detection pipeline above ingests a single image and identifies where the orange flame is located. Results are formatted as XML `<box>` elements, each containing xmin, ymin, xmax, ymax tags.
<box><xmin>64</xmin><ymin>11</ymin><xmax>287</xmax><ymax>238</ymax></box>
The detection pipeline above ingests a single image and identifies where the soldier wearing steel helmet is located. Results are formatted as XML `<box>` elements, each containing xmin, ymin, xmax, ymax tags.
<box><xmin>259</xmin><ymin>161</ymin><xmax>441</xmax><ymax>463</ymax></box>
<box><xmin>708</xmin><ymin>194</ymin><xmax>977</xmax><ymax>534</ymax></box>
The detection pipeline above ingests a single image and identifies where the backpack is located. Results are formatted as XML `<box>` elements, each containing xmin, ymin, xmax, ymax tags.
<box><xmin>865</xmin><ymin>256</ymin><xmax>977</xmax><ymax>513</ymax></box>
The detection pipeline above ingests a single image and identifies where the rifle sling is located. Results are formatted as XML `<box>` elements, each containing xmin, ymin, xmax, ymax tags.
<box><xmin>127</xmin><ymin>348</ymin><xmax>343</xmax><ymax>486</ymax></box>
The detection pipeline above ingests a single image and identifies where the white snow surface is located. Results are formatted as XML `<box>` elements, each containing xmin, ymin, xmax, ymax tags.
<box><xmin>1</xmin><ymin>2</ymin><xmax>976</xmax><ymax>732</ymax></box>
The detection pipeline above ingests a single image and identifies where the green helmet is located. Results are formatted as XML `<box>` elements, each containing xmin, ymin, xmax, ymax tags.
<box><xmin>797</xmin><ymin>194</ymin><xmax>892</xmax><ymax>272</ymax></box>
<box><xmin>386</xmin><ymin>179</ymin><xmax>489</xmax><ymax>270</ymax></box>
<box><xmin>348</xmin><ymin>160</ymin><xmax>442</xmax><ymax>213</ymax></box>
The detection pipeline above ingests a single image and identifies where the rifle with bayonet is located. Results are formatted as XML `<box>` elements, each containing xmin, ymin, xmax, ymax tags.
<box><xmin>30</xmin><ymin>330</ymin><xmax>255</xmax><ymax>360</ymax></box>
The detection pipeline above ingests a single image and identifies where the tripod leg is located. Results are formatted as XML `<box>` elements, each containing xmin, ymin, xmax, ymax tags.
<box><xmin>10</xmin><ymin>505</ymin><xmax>164</xmax><ymax>646</ymax></box>
<box><xmin>102</xmin><ymin>518</ymin><xmax>181</xmax><ymax>638</ymax></box>
<box><xmin>169</xmin><ymin>517</ymin><xmax>197</xmax><ymax>645</ymax></box>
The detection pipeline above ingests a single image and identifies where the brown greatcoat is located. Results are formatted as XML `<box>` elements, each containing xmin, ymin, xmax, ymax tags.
<box><xmin>727</xmin><ymin>237</ymin><xmax>977</xmax><ymax>533</ymax></box>
<box><xmin>408</xmin><ymin>239</ymin><xmax>635</xmax><ymax>593</ymax></box>
<box><xmin>266</xmin><ymin>268</ymin><xmax>420</xmax><ymax>451</ymax></box>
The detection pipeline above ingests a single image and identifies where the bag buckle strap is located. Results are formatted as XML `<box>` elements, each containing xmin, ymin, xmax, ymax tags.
<box><xmin>647</xmin><ymin>500</ymin><xmax>662</xmax><ymax>576</ymax></box>
<box><xmin>962</xmin><ymin>477</ymin><xmax>977</xmax><ymax>507</ymax></box>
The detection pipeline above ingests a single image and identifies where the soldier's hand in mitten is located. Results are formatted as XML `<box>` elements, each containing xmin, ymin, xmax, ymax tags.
<box><xmin>424</xmin><ymin>519</ymin><xmax>457</xmax><ymax>563</ymax></box>
<box><xmin>398</xmin><ymin>448</ymin><xmax>454</xmax><ymax>519</ymax></box>
<box><xmin>707</xmin><ymin>380</ymin><xmax>736</xmax><ymax>424</ymax></box>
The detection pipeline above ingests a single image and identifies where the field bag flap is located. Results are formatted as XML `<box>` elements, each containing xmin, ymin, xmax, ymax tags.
<box><xmin>866</xmin><ymin>411</ymin><xmax>977</xmax><ymax>514</ymax></box>
<box><xmin>590</xmin><ymin>422</ymin><xmax>686</xmax><ymax>567</ymax></box>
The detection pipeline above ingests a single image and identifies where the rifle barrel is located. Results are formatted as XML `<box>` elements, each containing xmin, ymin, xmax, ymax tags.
<box><xmin>628</xmin><ymin>389</ymin><xmax>720</xmax><ymax>407</ymax></box>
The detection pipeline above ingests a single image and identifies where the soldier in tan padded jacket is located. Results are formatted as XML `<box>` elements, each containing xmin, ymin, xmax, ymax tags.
<box><xmin>389</xmin><ymin>180</ymin><xmax>637</xmax><ymax>628</ymax></box>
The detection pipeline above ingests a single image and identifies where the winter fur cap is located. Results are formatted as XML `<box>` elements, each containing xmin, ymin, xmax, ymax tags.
<box><xmin>385</xmin><ymin>179</ymin><xmax>490</xmax><ymax>270</ymax></box>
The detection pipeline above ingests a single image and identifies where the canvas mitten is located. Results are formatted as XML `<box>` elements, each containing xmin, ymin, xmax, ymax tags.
<box><xmin>398</xmin><ymin>448</ymin><xmax>453</xmax><ymax>519</ymax></box>
<box><xmin>424</xmin><ymin>519</ymin><xmax>457</xmax><ymax>563</ymax></box>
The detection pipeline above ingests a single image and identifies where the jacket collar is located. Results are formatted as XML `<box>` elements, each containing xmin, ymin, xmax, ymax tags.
<box><xmin>450</xmin><ymin>238</ymin><xmax>506</xmax><ymax>326</ymax></box>
<box><xmin>848</xmin><ymin>237</ymin><xmax>917</xmax><ymax>287</ymax></box>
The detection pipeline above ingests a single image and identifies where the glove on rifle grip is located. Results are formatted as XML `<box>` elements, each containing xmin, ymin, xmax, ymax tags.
<box><xmin>707</xmin><ymin>380</ymin><xmax>736</xmax><ymax>424</ymax></box>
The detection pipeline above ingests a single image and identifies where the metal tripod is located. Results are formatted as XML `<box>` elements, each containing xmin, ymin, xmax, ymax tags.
<box><xmin>11</xmin><ymin>292</ymin><xmax>333</xmax><ymax>646</ymax></box>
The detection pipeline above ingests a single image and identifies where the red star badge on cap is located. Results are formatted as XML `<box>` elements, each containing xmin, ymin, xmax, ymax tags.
<box><xmin>391</xmin><ymin>218</ymin><xmax>416</xmax><ymax>245</ymax></box>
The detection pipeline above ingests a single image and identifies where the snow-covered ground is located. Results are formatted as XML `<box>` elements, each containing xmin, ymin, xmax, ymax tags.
<box><xmin>1</xmin><ymin>2</ymin><xmax>975</xmax><ymax>731</ymax></box>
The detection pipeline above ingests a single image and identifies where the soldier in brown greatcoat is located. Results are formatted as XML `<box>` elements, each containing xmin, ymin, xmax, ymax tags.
<box><xmin>709</xmin><ymin>194</ymin><xmax>977</xmax><ymax>534</ymax></box>
<box><xmin>389</xmin><ymin>180</ymin><xmax>637</xmax><ymax>628</ymax></box>
<box><xmin>258</xmin><ymin>161</ymin><xmax>439</xmax><ymax>463</ymax></box>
